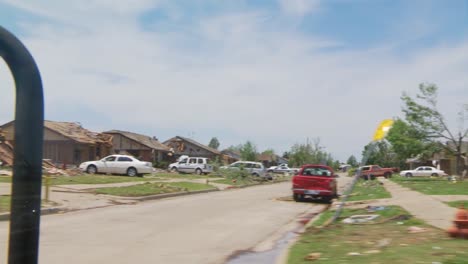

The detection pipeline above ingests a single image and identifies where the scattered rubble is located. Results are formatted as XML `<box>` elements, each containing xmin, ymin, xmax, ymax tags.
<box><xmin>342</xmin><ymin>214</ymin><xmax>379</xmax><ymax>224</ymax></box>
<box><xmin>407</xmin><ymin>226</ymin><xmax>427</xmax><ymax>233</ymax></box>
<box><xmin>304</xmin><ymin>252</ymin><xmax>321</xmax><ymax>261</ymax></box>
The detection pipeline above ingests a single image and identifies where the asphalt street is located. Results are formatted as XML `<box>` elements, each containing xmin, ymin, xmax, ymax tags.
<box><xmin>0</xmin><ymin>181</ymin><xmax>324</xmax><ymax>264</ymax></box>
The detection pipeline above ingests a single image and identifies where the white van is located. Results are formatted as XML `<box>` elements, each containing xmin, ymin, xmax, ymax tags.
<box><xmin>169</xmin><ymin>156</ymin><xmax>213</xmax><ymax>175</ymax></box>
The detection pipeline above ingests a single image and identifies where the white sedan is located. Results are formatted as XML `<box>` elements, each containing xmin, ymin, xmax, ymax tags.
<box><xmin>399</xmin><ymin>166</ymin><xmax>447</xmax><ymax>177</ymax></box>
<box><xmin>79</xmin><ymin>155</ymin><xmax>153</xmax><ymax>177</ymax></box>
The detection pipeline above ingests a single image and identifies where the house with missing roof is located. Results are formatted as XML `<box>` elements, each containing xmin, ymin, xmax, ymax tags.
<box><xmin>0</xmin><ymin>120</ymin><xmax>112</xmax><ymax>166</ymax></box>
<box><xmin>103</xmin><ymin>130</ymin><xmax>171</xmax><ymax>163</ymax></box>
<box><xmin>163</xmin><ymin>136</ymin><xmax>221</xmax><ymax>161</ymax></box>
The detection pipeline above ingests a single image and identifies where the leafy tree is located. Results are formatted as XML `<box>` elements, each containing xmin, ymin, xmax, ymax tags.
<box><xmin>401</xmin><ymin>83</ymin><xmax>468</xmax><ymax>175</ymax></box>
<box><xmin>332</xmin><ymin>160</ymin><xmax>341</xmax><ymax>170</ymax></box>
<box><xmin>261</xmin><ymin>149</ymin><xmax>275</xmax><ymax>156</ymax></box>
<box><xmin>361</xmin><ymin>141</ymin><xmax>399</xmax><ymax>168</ymax></box>
<box><xmin>282</xmin><ymin>151</ymin><xmax>290</xmax><ymax>159</ymax></box>
<box><xmin>346</xmin><ymin>155</ymin><xmax>358</xmax><ymax>167</ymax></box>
<box><xmin>208</xmin><ymin>137</ymin><xmax>220</xmax><ymax>150</ymax></box>
<box><xmin>227</xmin><ymin>144</ymin><xmax>242</xmax><ymax>152</ymax></box>
<box><xmin>239</xmin><ymin>141</ymin><xmax>257</xmax><ymax>161</ymax></box>
<box><xmin>288</xmin><ymin>138</ymin><xmax>336</xmax><ymax>167</ymax></box>
<box><xmin>386</xmin><ymin>118</ymin><xmax>441</xmax><ymax>168</ymax></box>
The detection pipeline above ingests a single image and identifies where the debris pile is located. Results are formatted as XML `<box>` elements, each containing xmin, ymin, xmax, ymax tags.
<box><xmin>0</xmin><ymin>140</ymin><xmax>14</xmax><ymax>166</ymax></box>
<box><xmin>1</xmin><ymin>141</ymin><xmax>81</xmax><ymax>176</ymax></box>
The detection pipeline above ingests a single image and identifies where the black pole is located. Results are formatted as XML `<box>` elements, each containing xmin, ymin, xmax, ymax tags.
<box><xmin>0</xmin><ymin>26</ymin><xmax>44</xmax><ymax>264</ymax></box>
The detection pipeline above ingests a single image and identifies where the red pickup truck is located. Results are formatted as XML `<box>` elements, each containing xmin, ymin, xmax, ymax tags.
<box><xmin>359</xmin><ymin>165</ymin><xmax>394</xmax><ymax>180</ymax></box>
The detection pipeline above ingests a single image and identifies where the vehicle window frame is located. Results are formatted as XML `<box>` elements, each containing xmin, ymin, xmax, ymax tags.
<box><xmin>105</xmin><ymin>156</ymin><xmax>116</xmax><ymax>162</ymax></box>
<box><xmin>117</xmin><ymin>157</ymin><xmax>132</xmax><ymax>162</ymax></box>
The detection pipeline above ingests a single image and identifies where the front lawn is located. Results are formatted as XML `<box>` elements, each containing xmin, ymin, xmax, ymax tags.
<box><xmin>345</xmin><ymin>180</ymin><xmax>392</xmax><ymax>201</ymax></box>
<box><xmin>391</xmin><ymin>176</ymin><xmax>468</xmax><ymax>195</ymax></box>
<box><xmin>0</xmin><ymin>174</ymin><xmax>164</xmax><ymax>185</ymax></box>
<box><xmin>0</xmin><ymin>195</ymin><xmax>10</xmax><ymax>213</ymax></box>
<box><xmin>94</xmin><ymin>181</ymin><xmax>216</xmax><ymax>196</ymax></box>
<box><xmin>155</xmin><ymin>172</ymin><xmax>221</xmax><ymax>180</ymax></box>
<box><xmin>288</xmin><ymin>206</ymin><xmax>467</xmax><ymax>264</ymax></box>
<box><xmin>0</xmin><ymin>176</ymin><xmax>11</xmax><ymax>183</ymax></box>
<box><xmin>446</xmin><ymin>200</ymin><xmax>468</xmax><ymax>208</ymax></box>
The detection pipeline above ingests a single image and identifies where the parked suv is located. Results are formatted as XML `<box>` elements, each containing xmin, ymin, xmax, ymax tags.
<box><xmin>169</xmin><ymin>156</ymin><xmax>213</xmax><ymax>175</ymax></box>
<box><xmin>221</xmin><ymin>161</ymin><xmax>270</xmax><ymax>179</ymax></box>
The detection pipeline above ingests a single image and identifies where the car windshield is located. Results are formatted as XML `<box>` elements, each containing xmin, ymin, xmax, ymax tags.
<box><xmin>1</xmin><ymin>1</ymin><xmax>467</xmax><ymax>264</ymax></box>
<box><xmin>302</xmin><ymin>167</ymin><xmax>332</xmax><ymax>176</ymax></box>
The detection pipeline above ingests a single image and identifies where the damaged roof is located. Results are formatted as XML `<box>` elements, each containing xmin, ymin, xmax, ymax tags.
<box><xmin>104</xmin><ymin>130</ymin><xmax>170</xmax><ymax>152</ymax></box>
<box><xmin>44</xmin><ymin>121</ymin><xmax>113</xmax><ymax>145</ymax></box>
<box><xmin>0</xmin><ymin>120</ymin><xmax>112</xmax><ymax>146</ymax></box>
<box><xmin>163</xmin><ymin>136</ymin><xmax>221</xmax><ymax>155</ymax></box>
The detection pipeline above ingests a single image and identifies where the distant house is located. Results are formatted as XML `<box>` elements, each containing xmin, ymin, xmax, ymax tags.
<box><xmin>221</xmin><ymin>149</ymin><xmax>241</xmax><ymax>164</ymax></box>
<box><xmin>103</xmin><ymin>130</ymin><xmax>171</xmax><ymax>163</ymax></box>
<box><xmin>432</xmin><ymin>141</ymin><xmax>468</xmax><ymax>175</ymax></box>
<box><xmin>163</xmin><ymin>136</ymin><xmax>221</xmax><ymax>161</ymax></box>
<box><xmin>0</xmin><ymin>120</ymin><xmax>112</xmax><ymax>166</ymax></box>
<box><xmin>407</xmin><ymin>141</ymin><xmax>468</xmax><ymax>175</ymax></box>
<box><xmin>257</xmin><ymin>153</ymin><xmax>288</xmax><ymax>168</ymax></box>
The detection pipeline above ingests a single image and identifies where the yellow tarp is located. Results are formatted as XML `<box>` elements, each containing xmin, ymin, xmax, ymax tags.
<box><xmin>372</xmin><ymin>119</ymin><xmax>394</xmax><ymax>141</ymax></box>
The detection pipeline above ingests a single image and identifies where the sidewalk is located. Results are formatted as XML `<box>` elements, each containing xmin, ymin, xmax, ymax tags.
<box><xmin>378</xmin><ymin>178</ymin><xmax>458</xmax><ymax>230</ymax></box>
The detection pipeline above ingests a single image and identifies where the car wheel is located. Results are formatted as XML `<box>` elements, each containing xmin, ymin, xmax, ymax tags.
<box><xmin>431</xmin><ymin>173</ymin><xmax>438</xmax><ymax>176</ymax></box>
<box><xmin>252</xmin><ymin>173</ymin><xmax>259</xmax><ymax>177</ymax></box>
<box><xmin>384</xmin><ymin>172</ymin><xmax>391</xmax><ymax>179</ymax></box>
<box><xmin>171</xmin><ymin>167</ymin><xmax>178</xmax><ymax>173</ymax></box>
<box><xmin>405</xmin><ymin>172</ymin><xmax>412</xmax><ymax>177</ymax></box>
<box><xmin>195</xmin><ymin>168</ymin><xmax>202</xmax><ymax>175</ymax></box>
<box><xmin>322</xmin><ymin>197</ymin><xmax>333</xmax><ymax>204</ymax></box>
<box><xmin>86</xmin><ymin>165</ymin><xmax>97</xmax><ymax>174</ymax></box>
<box><xmin>127</xmin><ymin>167</ymin><xmax>137</xmax><ymax>177</ymax></box>
<box><xmin>293</xmin><ymin>193</ymin><xmax>303</xmax><ymax>202</ymax></box>
<box><xmin>267</xmin><ymin>170</ymin><xmax>273</xmax><ymax>173</ymax></box>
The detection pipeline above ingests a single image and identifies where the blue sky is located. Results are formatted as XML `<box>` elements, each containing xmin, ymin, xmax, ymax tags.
<box><xmin>1</xmin><ymin>0</ymin><xmax>467</xmax><ymax>161</ymax></box>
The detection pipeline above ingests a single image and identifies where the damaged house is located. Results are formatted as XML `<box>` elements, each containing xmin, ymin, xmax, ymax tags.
<box><xmin>0</xmin><ymin>120</ymin><xmax>112</xmax><ymax>166</ymax></box>
<box><xmin>163</xmin><ymin>136</ymin><xmax>221</xmax><ymax>161</ymax></box>
<box><xmin>103</xmin><ymin>130</ymin><xmax>171</xmax><ymax>163</ymax></box>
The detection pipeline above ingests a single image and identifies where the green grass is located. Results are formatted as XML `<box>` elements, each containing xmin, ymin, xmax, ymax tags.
<box><xmin>0</xmin><ymin>174</ymin><xmax>165</xmax><ymax>185</ymax></box>
<box><xmin>0</xmin><ymin>195</ymin><xmax>11</xmax><ymax>213</ymax></box>
<box><xmin>446</xmin><ymin>200</ymin><xmax>468</xmax><ymax>208</ymax></box>
<box><xmin>288</xmin><ymin>206</ymin><xmax>467</xmax><ymax>264</ymax></box>
<box><xmin>50</xmin><ymin>174</ymin><xmax>165</xmax><ymax>185</ymax></box>
<box><xmin>154</xmin><ymin>172</ymin><xmax>221</xmax><ymax>180</ymax></box>
<box><xmin>344</xmin><ymin>180</ymin><xmax>392</xmax><ymax>201</ymax></box>
<box><xmin>94</xmin><ymin>181</ymin><xmax>216</xmax><ymax>196</ymax></box>
<box><xmin>0</xmin><ymin>176</ymin><xmax>11</xmax><ymax>183</ymax></box>
<box><xmin>391</xmin><ymin>176</ymin><xmax>468</xmax><ymax>195</ymax></box>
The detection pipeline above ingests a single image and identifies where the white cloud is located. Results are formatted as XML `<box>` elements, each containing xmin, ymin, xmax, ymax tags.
<box><xmin>0</xmin><ymin>1</ymin><xmax>467</xmax><ymax>162</ymax></box>
<box><xmin>277</xmin><ymin>0</ymin><xmax>320</xmax><ymax>17</ymax></box>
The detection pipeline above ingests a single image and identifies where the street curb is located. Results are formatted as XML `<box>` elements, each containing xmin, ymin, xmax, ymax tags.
<box><xmin>112</xmin><ymin>188</ymin><xmax>220</xmax><ymax>201</ymax></box>
<box><xmin>276</xmin><ymin>205</ymin><xmax>330</xmax><ymax>264</ymax></box>
<box><xmin>0</xmin><ymin>180</ymin><xmax>289</xmax><ymax>220</ymax></box>
<box><xmin>0</xmin><ymin>207</ymin><xmax>63</xmax><ymax>221</ymax></box>
<box><xmin>0</xmin><ymin>189</ymin><xmax>220</xmax><ymax>221</ymax></box>
<box><xmin>224</xmin><ymin>179</ymin><xmax>291</xmax><ymax>190</ymax></box>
